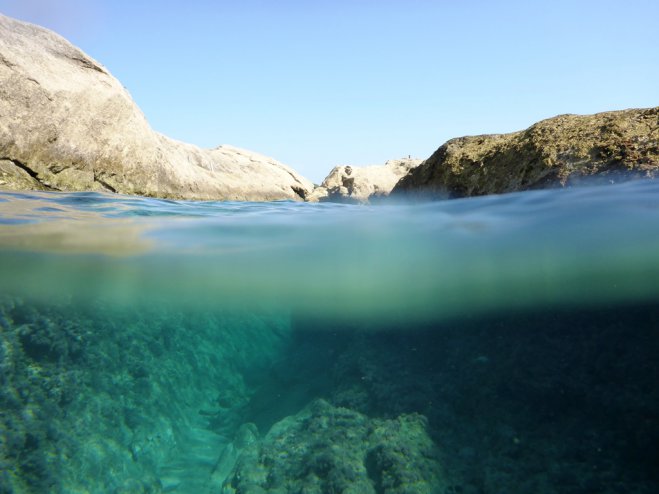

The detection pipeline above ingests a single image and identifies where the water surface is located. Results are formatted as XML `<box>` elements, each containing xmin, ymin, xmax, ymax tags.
<box><xmin>0</xmin><ymin>181</ymin><xmax>658</xmax><ymax>493</ymax></box>
<box><xmin>2</xmin><ymin>180</ymin><xmax>659</xmax><ymax>320</ymax></box>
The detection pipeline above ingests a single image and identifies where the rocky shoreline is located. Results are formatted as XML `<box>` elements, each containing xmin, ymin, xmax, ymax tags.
<box><xmin>0</xmin><ymin>15</ymin><xmax>313</xmax><ymax>202</ymax></box>
<box><xmin>392</xmin><ymin>107</ymin><xmax>659</xmax><ymax>200</ymax></box>
<box><xmin>1</xmin><ymin>14</ymin><xmax>657</xmax><ymax>203</ymax></box>
<box><xmin>307</xmin><ymin>157</ymin><xmax>422</xmax><ymax>203</ymax></box>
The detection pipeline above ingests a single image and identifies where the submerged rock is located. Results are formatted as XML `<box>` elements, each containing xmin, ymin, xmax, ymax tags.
<box><xmin>0</xmin><ymin>14</ymin><xmax>314</xmax><ymax>200</ymax></box>
<box><xmin>223</xmin><ymin>399</ymin><xmax>448</xmax><ymax>494</ymax></box>
<box><xmin>393</xmin><ymin>107</ymin><xmax>659</xmax><ymax>199</ymax></box>
<box><xmin>308</xmin><ymin>158</ymin><xmax>422</xmax><ymax>203</ymax></box>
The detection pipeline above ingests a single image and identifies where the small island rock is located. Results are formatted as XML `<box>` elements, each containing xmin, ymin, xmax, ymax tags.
<box><xmin>308</xmin><ymin>157</ymin><xmax>422</xmax><ymax>203</ymax></box>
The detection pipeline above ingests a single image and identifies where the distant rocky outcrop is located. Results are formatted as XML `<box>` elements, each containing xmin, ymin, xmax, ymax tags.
<box><xmin>307</xmin><ymin>157</ymin><xmax>422</xmax><ymax>203</ymax></box>
<box><xmin>0</xmin><ymin>15</ymin><xmax>314</xmax><ymax>200</ymax></box>
<box><xmin>393</xmin><ymin>107</ymin><xmax>659</xmax><ymax>199</ymax></box>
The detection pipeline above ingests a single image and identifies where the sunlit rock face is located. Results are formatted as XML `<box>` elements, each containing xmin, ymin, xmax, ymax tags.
<box><xmin>308</xmin><ymin>158</ymin><xmax>422</xmax><ymax>203</ymax></box>
<box><xmin>393</xmin><ymin>107</ymin><xmax>659</xmax><ymax>199</ymax></box>
<box><xmin>0</xmin><ymin>14</ymin><xmax>314</xmax><ymax>200</ymax></box>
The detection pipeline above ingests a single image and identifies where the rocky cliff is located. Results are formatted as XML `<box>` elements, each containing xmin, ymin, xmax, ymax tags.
<box><xmin>393</xmin><ymin>108</ymin><xmax>659</xmax><ymax>199</ymax></box>
<box><xmin>0</xmin><ymin>15</ymin><xmax>314</xmax><ymax>200</ymax></box>
<box><xmin>308</xmin><ymin>157</ymin><xmax>422</xmax><ymax>203</ymax></box>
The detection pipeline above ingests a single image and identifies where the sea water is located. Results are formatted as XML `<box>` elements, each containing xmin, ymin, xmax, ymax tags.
<box><xmin>0</xmin><ymin>181</ymin><xmax>658</xmax><ymax>493</ymax></box>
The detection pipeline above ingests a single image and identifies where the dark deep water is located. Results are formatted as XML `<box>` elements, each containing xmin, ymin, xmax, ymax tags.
<box><xmin>0</xmin><ymin>181</ymin><xmax>658</xmax><ymax>493</ymax></box>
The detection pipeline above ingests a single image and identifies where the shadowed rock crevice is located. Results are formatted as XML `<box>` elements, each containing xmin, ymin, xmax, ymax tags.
<box><xmin>0</xmin><ymin>157</ymin><xmax>59</xmax><ymax>191</ymax></box>
<box><xmin>0</xmin><ymin>53</ymin><xmax>15</xmax><ymax>67</ymax></box>
<box><xmin>68</xmin><ymin>54</ymin><xmax>107</xmax><ymax>74</ymax></box>
<box><xmin>93</xmin><ymin>174</ymin><xmax>118</xmax><ymax>193</ymax></box>
<box><xmin>290</xmin><ymin>185</ymin><xmax>306</xmax><ymax>200</ymax></box>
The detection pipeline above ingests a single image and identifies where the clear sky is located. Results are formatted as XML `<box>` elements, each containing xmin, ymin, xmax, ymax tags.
<box><xmin>1</xmin><ymin>0</ymin><xmax>658</xmax><ymax>182</ymax></box>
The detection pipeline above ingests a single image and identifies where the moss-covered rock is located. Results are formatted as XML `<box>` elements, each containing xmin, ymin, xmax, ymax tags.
<box><xmin>223</xmin><ymin>399</ymin><xmax>448</xmax><ymax>494</ymax></box>
<box><xmin>393</xmin><ymin>107</ymin><xmax>659</xmax><ymax>198</ymax></box>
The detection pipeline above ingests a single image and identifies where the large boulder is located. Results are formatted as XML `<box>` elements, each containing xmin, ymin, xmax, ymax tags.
<box><xmin>308</xmin><ymin>157</ymin><xmax>422</xmax><ymax>203</ymax></box>
<box><xmin>0</xmin><ymin>14</ymin><xmax>313</xmax><ymax>200</ymax></box>
<box><xmin>223</xmin><ymin>399</ymin><xmax>449</xmax><ymax>494</ymax></box>
<box><xmin>393</xmin><ymin>107</ymin><xmax>659</xmax><ymax>199</ymax></box>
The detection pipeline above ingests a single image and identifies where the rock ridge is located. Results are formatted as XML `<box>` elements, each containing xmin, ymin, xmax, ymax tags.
<box><xmin>393</xmin><ymin>107</ymin><xmax>659</xmax><ymax>199</ymax></box>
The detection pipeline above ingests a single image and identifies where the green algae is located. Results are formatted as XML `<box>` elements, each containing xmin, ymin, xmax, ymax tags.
<box><xmin>0</xmin><ymin>299</ymin><xmax>293</xmax><ymax>493</ymax></box>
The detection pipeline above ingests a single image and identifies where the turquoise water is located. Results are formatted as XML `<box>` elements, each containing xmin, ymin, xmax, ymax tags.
<box><xmin>3</xmin><ymin>180</ymin><xmax>659</xmax><ymax>319</ymax></box>
<box><xmin>0</xmin><ymin>181</ymin><xmax>658</xmax><ymax>493</ymax></box>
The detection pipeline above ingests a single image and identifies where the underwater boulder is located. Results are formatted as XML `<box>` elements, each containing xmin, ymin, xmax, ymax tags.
<box><xmin>223</xmin><ymin>399</ymin><xmax>449</xmax><ymax>494</ymax></box>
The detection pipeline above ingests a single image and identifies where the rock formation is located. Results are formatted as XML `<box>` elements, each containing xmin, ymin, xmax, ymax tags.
<box><xmin>0</xmin><ymin>14</ymin><xmax>314</xmax><ymax>200</ymax></box>
<box><xmin>223</xmin><ymin>399</ymin><xmax>448</xmax><ymax>494</ymax></box>
<box><xmin>307</xmin><ymin>157</ymin><xmax>422</xmax><ymax>203</ymax></box>
<box><xmin>393</xmin><ymin>107</ymin><xmax>659</xmax><ymax>199</ymax></box>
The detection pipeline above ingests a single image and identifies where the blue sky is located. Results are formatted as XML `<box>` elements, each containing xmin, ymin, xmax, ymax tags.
<box><xmin>2</xmin><ymin>0</ymin><xmax>658</xmax><ymax>182</ymax></box>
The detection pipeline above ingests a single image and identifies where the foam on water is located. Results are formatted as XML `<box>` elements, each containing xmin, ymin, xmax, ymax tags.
<box><xmin>1</xmin><ymin>180</ymin><xmax>659</xmax><ymax>321</ymax></box>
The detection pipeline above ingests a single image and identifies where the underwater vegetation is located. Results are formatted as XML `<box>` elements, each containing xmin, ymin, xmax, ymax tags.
<box><xmin>1</xmin><ymin>299</ymin><xmax>658</xmax><ymax>493</ymax></box>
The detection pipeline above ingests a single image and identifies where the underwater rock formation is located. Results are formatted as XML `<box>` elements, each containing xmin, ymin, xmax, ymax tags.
<box><xmin>308</xmin><ymin>158</ymin><xmax>422</xmax><ymax>203</ymax></box>
<box><xmin>2</xmin><ymin>287</ymin><xmax>659</xmax><ymax>493</ymax></box>
<box><xmin>393</xmin><ymin>107</ymin><xmax>659</xmax><ymax>199</ymax></box>
<box><xmin>0</xmin><ymin>298</ymin><xmax>293</xmax><ymax>494</ymax></box>
<box><xmin>0</xmin><ymin>14</ymin><xmax>314</xmax><ymax>200</ymax></box>
<box><xmin>223</xmin><ymin>399</ymin><xmax>448</xmax><ymax>494</ymax></box>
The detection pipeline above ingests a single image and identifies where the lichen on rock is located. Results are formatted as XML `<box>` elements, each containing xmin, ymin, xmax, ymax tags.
<box><xmin>393</xmin><ymin>107</ymin><xmax>659</xmax><ymax>199</ymax></box>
